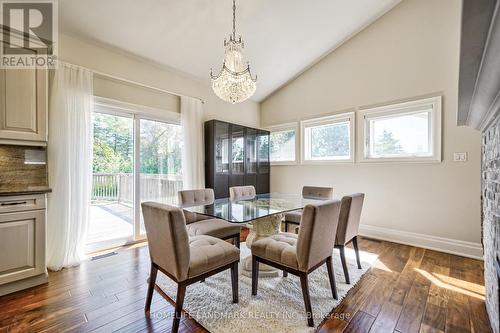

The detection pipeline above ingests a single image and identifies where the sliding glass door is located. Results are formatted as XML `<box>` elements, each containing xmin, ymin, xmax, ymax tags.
<box><xmin>87</xmin><ymin>103</ymin><xmax>182</xmax><ymax>252</ymax></box>
<box><xmin>88</xmin><ymin>112</ymin><xmax>135</xmax><ymax>249</ymax></box>
<box><xmin>138</xmin><ymin>118</ymin><xmax>183</xmax><ymax>236</ymax></box>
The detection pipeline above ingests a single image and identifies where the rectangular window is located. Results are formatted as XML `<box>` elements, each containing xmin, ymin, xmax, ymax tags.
<box><xmin>360</xmin><ymin>96</ymin><xmax>441</xmax><ymax>162</ymax></box>
<box><xmin>301</xmin><ymin>112</ymin><xmax>355</xmax><ymax>163</ymax></box>
<box><xmin>268</xmin><ymin>123</ymin><xmax>298</xmax><ymax>164</ymax></box>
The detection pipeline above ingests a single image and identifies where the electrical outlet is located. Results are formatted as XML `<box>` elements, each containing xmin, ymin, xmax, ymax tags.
<box><xmin>453</xmin><ymin>152</ymin><xmax>468</xmax><ymax>162</ymax></box>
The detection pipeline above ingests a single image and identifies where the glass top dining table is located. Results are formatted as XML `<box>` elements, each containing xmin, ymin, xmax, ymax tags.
<box><xmin>179</xmin><ymin>193</ymin><xmax>327</xmax><ymax>223</ymax></box>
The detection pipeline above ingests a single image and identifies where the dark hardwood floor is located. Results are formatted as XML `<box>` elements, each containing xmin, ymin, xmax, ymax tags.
<box><xmin>0</xmin><ymin>236</ymin><xmax>492</xmax><ymax>333</ymax></box>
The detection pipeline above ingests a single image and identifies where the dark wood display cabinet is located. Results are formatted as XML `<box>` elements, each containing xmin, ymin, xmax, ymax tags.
<box><xmin>205</xmin><ymin>120</ymin><xmax>270</xmax><ymax>199</ymax></box>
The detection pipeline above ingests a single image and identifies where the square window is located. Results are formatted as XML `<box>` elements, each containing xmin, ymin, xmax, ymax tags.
<box><xmin>270</xmin><ymin>128</ymin><xmax>296</xmax><ymax>163</ymax></box>
<box><xmin>360</xmin><ymin>96</ymin><xmax>441</xmax><ymax>162</ymax></box>
<box><xmin>301</xmin><ymin>112</ymin><xmax>355</xmax><ymax>163</ymax></box>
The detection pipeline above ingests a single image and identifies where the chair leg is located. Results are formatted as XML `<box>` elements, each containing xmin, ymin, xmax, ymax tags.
<box><xmin>234</xmin><ymin>234</ymin><xmax>240</xmax><ymax>249</ymax></box>
<box><xmin>231</xmin><ymin>262</ymin><xmax>239</xmax><ymax>303</ymax></box>
<box><xmin>283</xmin><ymin>270</ymin><xmax>288</xmax><ymax>277</ymax></box>
<box><xmin>251</xmin><ymin>255</ymin><xmax>259</xmax><ymax>295</ymax></box>
<box><xmin>326</xmin><ymin>256</ymin><xmax>338</xmax><ymax>300</ymax></box>
<box><xmin>352</xmin><ymin>236</ymin><xmax>362</xmax><ymax>269</ymax></box>
<box><xmin>284</xmin><ymin>221</ymin><xmax>289</xmax><ymax>232</ymax></box>
<box><xmin>172</xmin><ymin>282</ymin><xmax>187</xmax><ymax>333</ymax></box>
<box><xmin>339</xmin><ymin>246</ymin><xmax>350</xmax><ymax>284</ymax></box>
<box><xmin>145</xmin><ymin>263</ymin><xmax>158</xmax><ymax>315</ymax></box>
<box><xmin>299</xmin><ymin>272</ymin><xmax>314</xmax><ymax>327</ymax></box>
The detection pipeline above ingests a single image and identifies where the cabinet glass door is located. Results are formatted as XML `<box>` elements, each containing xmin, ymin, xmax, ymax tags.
<box><xmin>258</xmin><ymin>132</ymin><xmax>270</xmax><ymax>174</ymax></box>
<box><xmin>230</xmin><ymin>124</ymin><xmax>245</xmax><ymax>188</ymax></box>
<box><xmin>257</xmin><ymin>131</ymin><xmax>270</xmax><ymax>194</ymax></box>
<box><xmin>215</xmin><ymin>122</ymin><xmax>229</xmax><ymax>174</ymax></box>
<box><xmin>246</xmin><ymin>128</ymin><xmax>257</xmax><ymax>174</ymax></box>
<box><xmin>245</xmin><ymin>128</ymin><xmax>258</xmax><ymax>189</ymax></box>
<box><xmin>231</xmin><ymin>125</ymin><xmax>245</xmax><ymax>175</ymax></box>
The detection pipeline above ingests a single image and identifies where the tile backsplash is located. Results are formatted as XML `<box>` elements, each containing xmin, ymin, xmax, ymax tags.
<box><xmin>0</xmin><ymin>145</ymin><xmax>48</xmax><ymax>189</ymax></box>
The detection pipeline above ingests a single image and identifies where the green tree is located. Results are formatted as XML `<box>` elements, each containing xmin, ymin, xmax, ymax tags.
<box><xmin>375</xmin><ymin>130</ymin><xmax>403</xmax><ymax>155</ymax></box>
<box><xmin>270</xmin><ymin>130</ymin><xmax>295</xmax><ymax>159</ymax></box>
<box><xmin>311</xmin><ymin>124</ymin><xmax>349</xmax><ymax>157</ymax></box>
<box><xmin>140</xmin><ymin>119</ymin><xmax>182</xmax><ymax>175</ymax></box>
<box><xmin>92</xmin><ymin>114</ymin><xmax>183</xmax><ymax>176</ymax></box>
<box><xmin>92</xmin><ymin>113</ymin><xmax>133</xmax><ymax>173</ymax></box>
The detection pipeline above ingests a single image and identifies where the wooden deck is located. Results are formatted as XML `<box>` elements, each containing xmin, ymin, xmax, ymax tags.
<box><xmin>0</xmin><ymin>236</ymin><xmax>492</xmax><ymax>333</ymax></box>
<box><xmin>87</xmin><ymin>203</ymin><xmax>134</xmax><ymax>244</ymax></box>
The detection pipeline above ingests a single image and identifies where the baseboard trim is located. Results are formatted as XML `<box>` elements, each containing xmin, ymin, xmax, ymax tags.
<box><xmin>359</xmin><ymin>224</ymin><xmax>483</xmax><ymax>260</ymax></box>
<box><xmin>0</xmin><ymin>273</ymin><xmax>48</xmax><ymax>296</ymax></box>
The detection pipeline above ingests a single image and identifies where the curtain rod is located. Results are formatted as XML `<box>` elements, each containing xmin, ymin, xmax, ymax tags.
<box><xmin>58</xmin><ymin>60</ymin><xmax>205</xmax><ymax>104</ymax></box>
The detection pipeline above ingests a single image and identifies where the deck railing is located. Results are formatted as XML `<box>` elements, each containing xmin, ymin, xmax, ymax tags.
<box><xmin>92</xmin><ymin>173</ymin><xmax>183</xmax><ymax>204</ymax></box>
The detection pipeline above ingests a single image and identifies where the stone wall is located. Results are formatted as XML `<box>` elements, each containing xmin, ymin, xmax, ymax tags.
<box><xmin>483</xmin><ymin>115</ymin><xmax>500</xmax><ymax>333</ymax></box>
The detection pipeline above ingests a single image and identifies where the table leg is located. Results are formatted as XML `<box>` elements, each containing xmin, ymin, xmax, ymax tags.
<box><xmin>242</xmin><ymin>213</ymin><xmax>283</xmax><ymax>278</ymax></box>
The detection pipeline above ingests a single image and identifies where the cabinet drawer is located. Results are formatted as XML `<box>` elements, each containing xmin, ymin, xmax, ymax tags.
<box><xmin>0</xmin><ymin>194</ymin><xmax>46</xmax><ymax>213</ymax></box>
<box><xmin>0</xmin><ymin>210</ymin><xmax>46</xmax><ymax>285</ymax></box>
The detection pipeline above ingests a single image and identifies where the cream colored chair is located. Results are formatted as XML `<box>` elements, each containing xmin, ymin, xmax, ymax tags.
<box><xmin>335</xmin><ymin>193</ymin><xmax>365</xmax><ymax>284</ymax></box>
<box><xmin>178</xmin><ymin>189</ymin><xmax>241</xmax><ymax>248</ymax></box>
<box><xmin>142</xmin><ymin>202</ymin><xmax>240</xmax><ymax>333</ymax></box>
<box><xmin>283</xmin><ymin>186</ymin><xmax>334</xmax><ymax>232</ymax></box>
<box><xmin>229</xmin><ymin>185</ymin><xmax>256</xmax><ymax>201</ymax></box>
<box><xmin>251</xmin><ymin>200</ymin><xmax>341</xmax><ymax>327</ymax></box>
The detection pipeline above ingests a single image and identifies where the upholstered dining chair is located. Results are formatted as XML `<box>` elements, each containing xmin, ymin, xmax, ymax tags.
<box><xmin>251</xmin><ymin>200</ymin><xmax>342</xmax><ymax>327</ymax></box>
<box><xmin>283</xmin><ymin>186</ymin><xmax>334</xmax><ymax>232</ymax></box>
<box><xmin>229</xmin><ymin>185</ymin><xmax>256</xmax><ymax>201</ymax></box>
<box><xmin>142</xmin><ymin>202</ymin><xmax>240</xmax><ymax>333</ymax></box>
<box><xmin>178</xmin><ymin>188</ymin><xmax>241</xmax><ymax>248</ymax></box>
<box><xmin>335</xmin><ymin>193</ymin><xmax>365</xmax><ymax>284</ymax></box>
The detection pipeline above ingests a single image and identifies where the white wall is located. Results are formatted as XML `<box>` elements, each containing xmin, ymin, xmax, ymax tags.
<box><xmin>58</xmin><ymin>33</ymin><xmax>260</xmax><ymax>127</ymax></box>
<box><xmin>261</xmin><ymin>0</ymin><xmax>482</xmax><ymax>257</ymax></box>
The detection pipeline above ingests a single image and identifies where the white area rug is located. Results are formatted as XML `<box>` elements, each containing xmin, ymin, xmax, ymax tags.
<box><xmin>156</xmin><ymin>243</ymin><xmax>378</xmax><ymax>333</ymax></box>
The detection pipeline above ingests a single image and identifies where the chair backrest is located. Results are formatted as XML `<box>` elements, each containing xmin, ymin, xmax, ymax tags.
<box><xmin>229</xmin><ymin>185</ymin><xmax>256</xmax><ymax>201</ymax></box>
<box><xmin>302</xmin><ymin>186</ymin><xmax>334</xmax><ymax>200</ymax></box>
<box><xmin>141</xmin><ymin>202</ymin><xmax>190</xmax><ymax>282</ymax></box>
<box><xmin>296</xmin><ymin>200</ymin><xmax>341</xmax><ymax>272</ymax></box>
<box><xmin>335</xmin><ymin>193</ymin><xmax>365</xmax><ymax>245</ymax></box>
<box><xmin>178</xmin><ymin>188</ymin><xmax>215</xmax><ymax>206</ymax></box>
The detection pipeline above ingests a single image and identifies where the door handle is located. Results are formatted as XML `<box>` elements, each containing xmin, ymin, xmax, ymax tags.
<box><xmin>1</xmin><ymin>201</ymin><xmax>27</xmax><ymax>206</ymax></box>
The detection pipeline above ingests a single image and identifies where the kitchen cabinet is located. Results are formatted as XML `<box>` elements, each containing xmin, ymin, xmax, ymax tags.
<box><xmin>0</xmin><ymin>59</ymin><xmax>48</xmax><ymax>145</ymax></box>
<box><xmin>0</xmin><ymin>194</ymin><xmax>48</xmax><ymax>296</ymax></box>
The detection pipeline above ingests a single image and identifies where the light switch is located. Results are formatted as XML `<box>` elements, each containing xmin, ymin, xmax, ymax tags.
<box><xmin>453</xmin><ymin>152</ymin><xmax>468</xmax><ymax>162</ymax></box>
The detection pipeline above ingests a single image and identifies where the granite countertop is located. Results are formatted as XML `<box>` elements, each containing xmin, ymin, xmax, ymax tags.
<box><xmin>0</xmin><ymin>186</ymin><xmax>52</xmax><ymax>196</ymax></box>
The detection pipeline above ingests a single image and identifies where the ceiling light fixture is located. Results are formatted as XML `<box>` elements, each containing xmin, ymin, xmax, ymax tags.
<box><xmin>210</xmin><ymin>0</ymin><xmax>257</xmax><ymax>104</ymax></box>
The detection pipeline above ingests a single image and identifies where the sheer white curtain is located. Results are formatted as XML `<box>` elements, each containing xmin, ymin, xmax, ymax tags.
<box><xmin>47</xmin><ymin>63</ymin><xmax>93</xmax><ymax>271</ymax></box>
<box><xmin>181</xmin><ymin>96</ymin><xmax>205</xmax><ymax>190</ymax></box>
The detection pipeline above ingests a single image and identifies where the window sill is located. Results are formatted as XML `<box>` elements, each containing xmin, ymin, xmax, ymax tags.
<box><xmin>270</xmin><ymin>161</ymin><xmax>298</xmax><ymax>166</ymax></box>
<box><xmin>359</xmin><ymin>156</ymin><xmax>442</xmax><ymax>164</ymax></box>
<box><xmin>301</xmin><ymin>159</ymin><xmax>354</xmax><ymax>165</ymax></box>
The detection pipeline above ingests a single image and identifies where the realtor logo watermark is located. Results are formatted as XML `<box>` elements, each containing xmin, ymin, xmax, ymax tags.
<box><xmin>0</xmin><ymin>0</ymin><xmax>57</xmax><ymax>69</ymax></box>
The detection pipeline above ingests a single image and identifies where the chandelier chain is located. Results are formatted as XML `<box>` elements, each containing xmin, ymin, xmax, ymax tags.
<box><xmin>232</xmin><ymin>0</ymin><xmax>236</xmax><ymax>39</ymax></box>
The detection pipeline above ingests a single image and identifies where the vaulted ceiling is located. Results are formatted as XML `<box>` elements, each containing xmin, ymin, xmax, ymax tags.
<box><xmin>60</xmin><ymin>0</ymin><xmax>401</xmax><ymax>101</ymax></box>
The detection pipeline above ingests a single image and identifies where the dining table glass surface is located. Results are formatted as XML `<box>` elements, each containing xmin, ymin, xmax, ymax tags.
<box><xmin>179</xmin><ymin>193</ymin><xmax>328</xmax><ymax>223</ymax></box>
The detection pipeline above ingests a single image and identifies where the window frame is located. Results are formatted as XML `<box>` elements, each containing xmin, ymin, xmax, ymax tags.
<box><xmin>358</xmin><ymin>96</ymin><xmax>442</xmax><ymax>163</ymax></box>
<box><xmin>267</xmin><ymin>122</ymin><xmax>300</xmax><ymax>166</ymax></box>
<box><xmin>300</xmin><ymin>112</ymin><xmax>355</xmax><ymax>164</ymax></box>
<box><xmin>94</xmin><ymin>96</ymin><xmax>181</xmax><ymax>125</ymax></box>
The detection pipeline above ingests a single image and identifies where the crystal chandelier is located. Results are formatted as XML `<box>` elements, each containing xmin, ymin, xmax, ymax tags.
<box><xmin>211</xmin><ymin>0</ymin><xmax>257</xmax><ymax>104</ymax></box>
